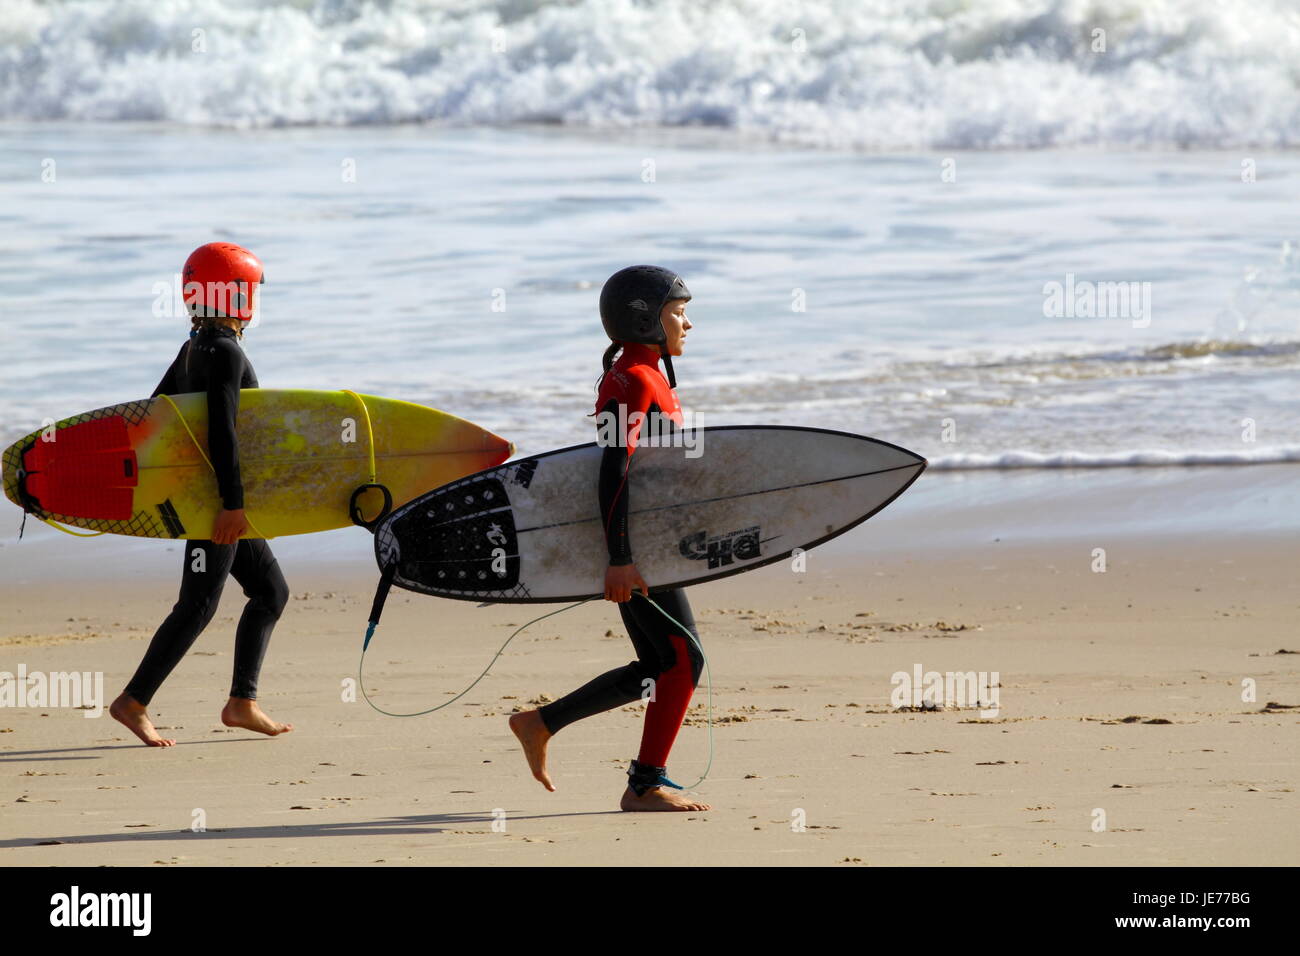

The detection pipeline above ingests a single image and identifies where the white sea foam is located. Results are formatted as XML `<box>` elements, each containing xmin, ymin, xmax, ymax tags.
<box><xmin>928</xmin><ymin>446</ymin><xmax>1300</xmax><ymax>470</ymax></box>
<box><xmin>4</xmin><ymin>0</ymin><xmax>1300</xmax><ymax>148</ymax></box>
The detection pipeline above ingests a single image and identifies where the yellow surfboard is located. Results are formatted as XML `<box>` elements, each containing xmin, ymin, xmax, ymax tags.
<box><xmin>2</xmin><ymin>390</ymin><xmax>514</xmax><ymax>539</ymax></box>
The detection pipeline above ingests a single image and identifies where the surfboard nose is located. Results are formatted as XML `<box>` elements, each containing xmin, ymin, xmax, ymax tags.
<box><xmin>866</xmin><ymin>436</ymin><xmax>926</xmax><ymax>471</ymax></box>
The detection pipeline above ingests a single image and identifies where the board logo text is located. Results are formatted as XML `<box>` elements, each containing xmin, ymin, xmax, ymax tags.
<box><xmin>679</xmin><ymin>526</ymin><xmax>762</xmax><ymax>569</ymax></box>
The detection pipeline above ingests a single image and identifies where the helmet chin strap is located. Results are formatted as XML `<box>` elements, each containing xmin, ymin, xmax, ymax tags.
<box><xmin>661</xmin><ymin>351</ymin><xmax>677</xmax><ymax>388</ymax></box>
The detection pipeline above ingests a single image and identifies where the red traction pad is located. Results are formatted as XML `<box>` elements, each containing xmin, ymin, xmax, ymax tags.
<box><xmin>21</xmin><ymin>416</ymin><xmax>138</xmax><ymax>519</ymax></box>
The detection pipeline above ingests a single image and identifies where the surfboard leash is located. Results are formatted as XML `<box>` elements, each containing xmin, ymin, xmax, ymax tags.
<box><xmin>358</xmin><ymin>598</ymin><xmax>590</xmax><ymax>718</ymax></box>
<box><xmin>340</xmin><ymin>389</ymin><xmax>394</xmax><ymax>530</ymax></box>
<box><xmin>22</xmin><ymin>512</ymin><xmax>106</xmax><ymax>538</ymax></box>
<box><xmin>356</xmin><ymin>589</ymin><xmax>715</xmax><ymax>791</ymax></box>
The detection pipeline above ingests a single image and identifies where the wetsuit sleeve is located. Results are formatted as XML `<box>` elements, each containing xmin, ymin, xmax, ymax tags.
<box><xmin>598</xmin><ymin>410</ymin><xmax>634</xmax><ymax>566</ymax></box>
<box><xmin>597</xmin><ymin>371</ymin><xmax>655</xmax><ymax>566</ymax></box>
<box><xmin>150</xmin><ymin>343</ymin><xmax>187</xmax><ymax>398</ymax></box>
<box><xmin>206</xmin><ymin>338</ymin><xmax>246</xmax><ymax>511</ymax></box>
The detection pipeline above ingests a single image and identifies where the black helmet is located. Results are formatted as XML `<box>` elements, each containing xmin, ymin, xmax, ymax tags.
<box><xmin>599</xmin><ymin>265</ymin><xmax>691</xmax><ymax>386</ymax></box>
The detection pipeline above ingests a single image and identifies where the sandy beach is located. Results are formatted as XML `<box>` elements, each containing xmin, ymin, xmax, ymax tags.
<box><xmin>3</xmin><ymin>468</ymin><xmax>1296</xmax><ymax>867</ymax></box>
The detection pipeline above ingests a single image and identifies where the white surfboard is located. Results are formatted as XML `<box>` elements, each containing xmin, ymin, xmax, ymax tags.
<box><xmin>373</xmin><ymin>426</ymin><xmax>925</xmax><ymax>603</ymax></box>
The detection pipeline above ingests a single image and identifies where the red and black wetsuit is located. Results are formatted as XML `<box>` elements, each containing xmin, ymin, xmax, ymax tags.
<box><xmin>538</xmin><ymin>343</ymin><xmax>703</xmax><ymax>773</ymax></box>
<box><xmin>124</xmin><ymin>326</ymin><xmax>288</xmax><ymax>705</ymax></box>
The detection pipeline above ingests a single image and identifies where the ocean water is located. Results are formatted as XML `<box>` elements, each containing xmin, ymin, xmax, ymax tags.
<box><xmin>1</xmin><ymin>0</ymin><xmax>1298</xmax><ymax>516</ymax></box>
<box><xmin>2</xmin><ymin>124</ymin><xmax>1297</xmax><ymax>467</ymax></box>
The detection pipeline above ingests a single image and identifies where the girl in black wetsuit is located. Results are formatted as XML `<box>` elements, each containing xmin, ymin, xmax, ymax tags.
<box><xmin>510</xmin><ymin>266</ymin><xmax>711</xmax><ymax>812</ymax></box>
<box><xmin>109</xmin><ymin>243</ymin><xmax>291</xmax><ymax>747</ymax></box>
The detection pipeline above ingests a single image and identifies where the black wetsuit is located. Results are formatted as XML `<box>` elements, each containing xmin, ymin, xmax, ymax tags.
<box><xmin>538</xmin><ymin>344</ymin><xmax>703</xmax><ymax>769</ymax></box>
<box><xmin>124</xmin><ymin>327</ymin><xmax>288</xmax><ymax>705</ymax></box>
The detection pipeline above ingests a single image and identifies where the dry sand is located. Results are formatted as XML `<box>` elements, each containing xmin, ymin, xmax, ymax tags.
<box><xmin>2</xmin><ymin>492</ymin><xmax>1297</xmax><ymax>865</ymax></box>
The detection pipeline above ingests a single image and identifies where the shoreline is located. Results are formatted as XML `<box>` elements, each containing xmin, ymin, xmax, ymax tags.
<box><xmin>3</xmin><ymin>463</ymin><xmax>1297</xmax><ymax>581</ymax></box>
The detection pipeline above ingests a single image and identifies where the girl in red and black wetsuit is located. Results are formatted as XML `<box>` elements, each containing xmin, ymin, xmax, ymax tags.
<box><xmin>510</xmin><ymin>266</ymin><xmax>710</xmax><ymax>812</ymax></box>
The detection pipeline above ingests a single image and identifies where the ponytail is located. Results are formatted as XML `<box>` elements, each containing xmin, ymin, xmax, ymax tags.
<box><xmin>602</xmin><ymin>341</ymin><xmax>621</xmax><ymax>373</ymax></box>
<box><xmin>594</xmin><ymin>341</ymin><xmax>622</xmax><ymax>393</ymax></box>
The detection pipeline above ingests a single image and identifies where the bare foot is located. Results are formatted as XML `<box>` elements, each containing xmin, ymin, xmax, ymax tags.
<box><xmin>220</xmin><ymin>698</ymin><xmax>293</xmax><ymax>736</ymax></box>
<box><xmin>508</xmin><ymin>710</ymin><xmax>555</xmax><ymax>791</ymax></box>
<box><xmin>109</xmin><ymin>692</ymin><xmax>176</xmax><ymax>747</ymax></box>
<box><xmin>620</xmin><ymin>786</ymin><xmax>711</xmax><ymax>812</ymax></box>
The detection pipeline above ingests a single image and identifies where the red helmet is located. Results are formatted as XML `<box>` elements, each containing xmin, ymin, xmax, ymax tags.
<box><xmin>182</xmin><ymin>242</ymin><xmax>264</xmax><ymax>323</ymax></box>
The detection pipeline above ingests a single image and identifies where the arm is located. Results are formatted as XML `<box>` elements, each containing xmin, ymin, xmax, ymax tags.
<box><xmin>205</xmin><ymin>339</ymin><xmax>247</xmax><ymax>516</ymax></box>
<box><xmin>597</xmin><ymin>379</ymin><xmax>654</xmax><ymax>601</ymax></box>
<box><xmin>598</xmin><ymin>399</ymin><xmax>634</xmax><ymax>566</ymax></box>
<box><xmin>600</xmin><ymin>442</ymin><xmax>646</xmax><ymax>601</ymax></box>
